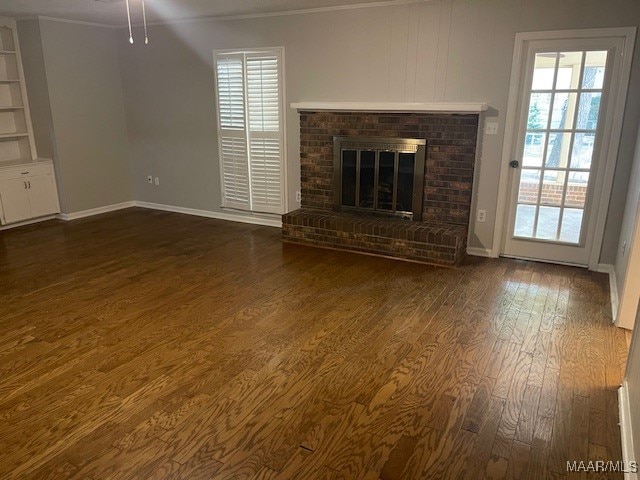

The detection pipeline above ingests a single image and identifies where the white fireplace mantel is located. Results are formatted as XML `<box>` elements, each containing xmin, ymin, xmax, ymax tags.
<box><xmin>290</xmin><ymin>101</ymin><xmax>488</xmax><ymax>114</ymax></box>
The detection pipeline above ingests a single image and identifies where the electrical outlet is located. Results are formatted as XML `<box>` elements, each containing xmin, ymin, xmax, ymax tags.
<box><xmin>154</xmin><ymin>177</ymin><xmax>160</xmax><ymax>186</ymax></box>
<box><xmin>476</xmin><ymin>209</ymin><xmax>487</xmax><ymax>223</ymax></box>
<box><xmin>295</xmin><ymin>191</ymin><xmax>301</xmax><ymax>202</ymax></box>
<box><xmin>484</xmin><ymin>122</ymin><xmax>499</xmax><ymax>135</ymax></box>
<box><xmin>147</xmin><ymin>175</ymin><xmax>153</xmax><ymax>184</ymax></box>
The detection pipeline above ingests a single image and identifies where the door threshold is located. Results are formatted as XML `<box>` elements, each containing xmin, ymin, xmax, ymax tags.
<box><xmin>500</xmin><ymin>254</ymin><xmax>587</xmax><ymax>269</ymax></box>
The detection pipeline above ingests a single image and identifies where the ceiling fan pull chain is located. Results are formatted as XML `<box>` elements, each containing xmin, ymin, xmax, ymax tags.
<box><xmin>125</xmin><ymin>0</ymin><xmax>134</xmax><ymax>44</ymax></box>
<box><xmin>142</xmin><ymin>0</ymin><xmax>149</xmax><ymax>44</ymax></box>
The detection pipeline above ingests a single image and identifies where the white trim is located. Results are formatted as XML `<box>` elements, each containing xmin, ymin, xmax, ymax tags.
<box><xmin>290</xmin><ymin>102</ymin><xmax>488</xmax><ymax>113</ymax></box>
<box><xmin>466</xmin><ymin>247</ymin><xmax>493</xmax><ymax>258</ymax></box>
<box><xmin>619</xmin><ymin>382</ymin><xmax>638</xmax><ymax>480</ymax></box>
<box><xmin>35</xmin><ymin>199</ymin><xmax>282</xmax><ymax>228</ymax></box>
<box><xmin>492</xmin><ymin>27</ymin><xmax>637</xmax><ymax>269</ymax></box>
<box><xmin>134</xmin><ymin>201</ymin><xmax>282</xmax><ymax>228</ymax></box>
<box><xmin>0</xmin><ymin>214</ymin><xmax>56</xmax><ymax>231</ymax></box>
<box><xmin>14</xmin><ymin>0</ymin><xmax>432</xmax><ymax>29</ymax></box>
<box><xmin>140</xmin><ymin>0</ymin><xmax>431</xmax><ymax>27</ymax></box>
<box><xmin>56</xmin><ymin>201</ymin><xmax>135</xmax><ymax>221</ymax></box>
<box><xmin>596</xmin><ymin>263</ymin><xmax>619</xmax><ymax>323</ymax></box>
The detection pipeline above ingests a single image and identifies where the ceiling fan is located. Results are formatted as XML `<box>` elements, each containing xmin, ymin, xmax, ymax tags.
<box><xmin>95</xmin><ymin>0</ymin><xmax>148</xmax><ymax>44</ymax></box>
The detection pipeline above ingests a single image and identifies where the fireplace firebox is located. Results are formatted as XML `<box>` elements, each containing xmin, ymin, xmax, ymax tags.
<box><xmin>333</xmin><ymin>136</ymin><xmax>426</xmax><ymax>220</ymax></box>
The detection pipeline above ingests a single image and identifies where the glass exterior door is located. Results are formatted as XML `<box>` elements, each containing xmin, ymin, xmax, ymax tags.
<box><xmin>502</xmin><ymin>36</ymin><xmax>621</xmax><ymax>265</ymax></box>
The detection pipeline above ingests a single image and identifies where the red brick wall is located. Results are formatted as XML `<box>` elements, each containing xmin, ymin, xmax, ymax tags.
<box><xmin>518</xmin><ymin>183</ymin><xmax>587</xmax><ymax>207</ymax></box>
<box><xmin>299</xmin><ymin>112</ymin><xmax>479</xmax><ymax>225</ymax></box>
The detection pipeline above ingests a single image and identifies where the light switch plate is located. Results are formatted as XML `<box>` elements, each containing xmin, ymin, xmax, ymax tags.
<box><xmin>485</xmin><ymin>122</ymin><xmax>499</xmax><ymax>135</ymax></box>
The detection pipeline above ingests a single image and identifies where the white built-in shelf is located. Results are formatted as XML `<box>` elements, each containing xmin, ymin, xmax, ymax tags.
<box><xmin>0</xmin><ymin>132</ymin><xmax>28</xmax><ymax>139</ymax></box>
<box><xmin>0</xmin><ymin>105</ymin><xmax>24</xmax><ymax>110</ymax></box>
<box><xmin>0</xmin><ymin>50</ymin><xmax>15</xmax><ymax>55</ymax></box>
<box><xmin>0</xmin><ymin>79</ymin><xmax>19</xmax><ymax>83</ymax></box>
<box><xmin>290</xmin><ymin>101</ymin><xmax>488</xmax><ymax>114</ymax></box>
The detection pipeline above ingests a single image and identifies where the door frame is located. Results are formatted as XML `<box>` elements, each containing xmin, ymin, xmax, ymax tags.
<box><xmin>492</xmin><ymin>27</ymin><xmax>636</xmax><ymax>269</ymax></box>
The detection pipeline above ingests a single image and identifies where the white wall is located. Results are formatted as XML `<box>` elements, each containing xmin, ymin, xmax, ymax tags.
<box><xmin>615</xmin><ymin>123</ymin><xmax>640</xmax><ymax>329</ymax></box>
<box><xmin>622</xmin><ymin>304</ymin><xmax>640</xmax><ymax>467</ymax></box>
<box><xmin>18</xmin><ymin>19</ymin><xmax>132</xmax><ymax>214</ymax></box>
<box><xmin>116</xmin><ymin>0</ymin><xmax>640</xmax><ymax>259</ymax></box>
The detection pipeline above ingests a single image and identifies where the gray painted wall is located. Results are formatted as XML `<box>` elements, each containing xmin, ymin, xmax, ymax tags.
<box><xmin>116</xmin><ymin>0</ymin><xmax>640</xmax><ymax>261</ymax></box>
<box><xmin>18</xmin><ymin>19</ymin><xmax>132</xmax><ymax>213</ymax></box>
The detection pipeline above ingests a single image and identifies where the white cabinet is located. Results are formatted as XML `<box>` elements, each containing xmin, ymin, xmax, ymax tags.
<box><xmin>0</xmin><ymin>161</ymin><xmax>60</xmax><ymax>225</ymax></box>
<box><xmin>0</xmin><ymin>177</ymin><xmax>30</xmax><ymax>223</ymax></box>
<box><xmin>0</xmin><ymin>20</ymin><xmax>60</xmax><ymax>227</ymax></box>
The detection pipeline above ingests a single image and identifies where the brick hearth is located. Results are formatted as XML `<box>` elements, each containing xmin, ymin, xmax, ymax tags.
<box><xmin>282</xmin><ymin>111</ymin><xmax>480</xmax><ymax>266</ymax></box>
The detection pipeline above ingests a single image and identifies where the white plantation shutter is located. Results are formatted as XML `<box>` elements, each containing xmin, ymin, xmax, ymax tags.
<box><xmin>246</xmin><ymin>55</ymin><xmax>280</xmax><ymax>132</ymax></box>
<box><xmin>216</xmin><ymin>55</ymin><xmax>245</xmax><ymax>130</ymax></box>
<box><xmin>214</xmin><ymin>49</ymin><xmax>285</xmax><ymax>214</ymax></box>
<box><xmin>215</xmin><ymin>54</ymin><xmax>250</xmax><ymax>210</ymax></box>
<box><xmin>221</xmin><ymin>137</ymin><xmax>249</xmax><ymax>206</ymax></box>
<box><xmin>246</xmin><ymin>53</ymin><xmax>284</xmax><ymax>213</ymax></box>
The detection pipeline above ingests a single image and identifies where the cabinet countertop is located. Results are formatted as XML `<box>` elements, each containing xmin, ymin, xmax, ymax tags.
<box><xmin>0</xmin><ymin>158</ymin><xmax>53</xmax><ymax>169</ymax></box>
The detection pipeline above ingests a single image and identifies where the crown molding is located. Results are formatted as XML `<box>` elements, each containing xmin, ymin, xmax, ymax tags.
<box><xmin>11</xmin><ymin>0</ymin><xmax>432</xmax><ymax>30</ymax></box>
<box><xmin>136</xmin><ymin>0</ymin><xmax>430</xmax><ymax>28</ymax></box>
<box><xmin>17</xmin><ymin>15</ymin><xmax>118</xmax><ymax>29</ymax></box>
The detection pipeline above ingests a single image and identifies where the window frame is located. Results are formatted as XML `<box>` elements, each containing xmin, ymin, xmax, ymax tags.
<box><xmin>213</xmin><ymin>46</ymin><xmax>288</xmax><ymax>215</ymax></box>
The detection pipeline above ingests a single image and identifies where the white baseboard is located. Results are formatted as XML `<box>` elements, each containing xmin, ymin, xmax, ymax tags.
<box><xmin>0</xmin><ymin>214</ymin><xmax>57</xmax><ymax>231</ymax></box>
<box><xmin>466</xmin><ymin>247</ymin><xmax>494</xmax><ymax>258</ymax></box>
<box><xmin>133</xmin><ymin>201</ymin><xmax>282</xmax><ymax>228</ymax></box>
<box><xmin>619</xmin><ymin>382</ymin><xmax>638</xmax><ymax>480</ymax></box>
<box><xmin>596</xmin><ymin>263</ymin><xmax>619</xmax><ymax>324</ymax></box>
<box><xmin>57</xmin><ymin>201</ymin><xmax>135</xmax><ymax>221</ymax></box>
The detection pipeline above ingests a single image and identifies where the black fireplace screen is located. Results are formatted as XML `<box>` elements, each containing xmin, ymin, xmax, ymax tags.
<box><xmin>333</xmin><ymin>137</ymin><xmax>426</xmax><ymax>220</ymax></box>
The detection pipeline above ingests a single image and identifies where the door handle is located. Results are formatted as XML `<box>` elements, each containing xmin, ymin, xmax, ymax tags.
<box><xmin>24</xmin><ymin>181</ymin><xmax>27</xmax><ymax>189</ymax></box>
<box><xmin>28</xmin><ymin>181</ymin><xmax>31</xmax><ymax>189</ymax></box>
<box><xmin>509</xmin><ymin>160</ymin><xmax>519</xmax><ymax>168</ymax></box>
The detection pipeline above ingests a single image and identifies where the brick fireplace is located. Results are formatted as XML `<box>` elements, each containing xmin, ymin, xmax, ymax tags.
<box><xmin>282</xmin><ymin>106</ymin><xmax>483</xmax><ymax>266</ymax></box>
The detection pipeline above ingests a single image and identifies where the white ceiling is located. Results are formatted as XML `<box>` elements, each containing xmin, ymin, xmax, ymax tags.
<box><xmin>0</xmin><ymin>0</ymin><xmax>407</xmax><ymax>26</ymax></box>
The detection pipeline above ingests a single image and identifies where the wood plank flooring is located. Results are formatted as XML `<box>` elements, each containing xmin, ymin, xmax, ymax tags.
<box><xmin>0</xmin><ymin>208</ymin><xmax>629</xmax><ymax>479</ymax></box>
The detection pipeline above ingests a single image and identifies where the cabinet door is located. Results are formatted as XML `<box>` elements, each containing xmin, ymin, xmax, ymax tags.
<box><xmin>27</xmin><ymin>174</ymin><xmax>59</xmax><ymax>218</ymax></box>
<box><xmin>0</xmin><ymin>178</ymin><xmax>31</xmax><ymax>224</ymax></box>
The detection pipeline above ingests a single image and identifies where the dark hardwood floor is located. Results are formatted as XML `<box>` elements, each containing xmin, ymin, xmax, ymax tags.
<box><xmin>0</xmin><ymin>208</ymin><xmax>628</xmax><ymax>479</ymax></box>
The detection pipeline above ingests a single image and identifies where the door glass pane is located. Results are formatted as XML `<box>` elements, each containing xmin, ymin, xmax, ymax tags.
<box><xmin>540</xmin><ymin>170</ymin><xmax>565</xmax><ymax>206</ymax></box>
<box><xmin>576</xmin><ymin>92</ymin><xmax>601</xmax><ymax>130</ymax></box>
<box><xmin>532</xmin><ymin>52</ymin><xmax>557</xmax><ymax>90</ymax></box>
<box><xmin>377</xmin><ymin>151</ymin><xmax>395</xmax><ymax>211</ymax></box>
<box><xmin>550</xmin><ymin>92</ymin><xmax>577</xmax><ymax>129</ymax></box>
<box><xmin>556</xmin><ymin>51</ymin><xmax>583</xmax><ymax>89</ymax></box>
<box><xmin>559</xmin><ymin>208</ymin><xmax>584</xmax><ymax>243</ymax></box>
<box><xmin>582</xmin><ymin>51</ymin><xmax>607</xmax><ymax>89</ymax></box>
<box><xmin>515</xmin><ymin>205</ymin><xmax>536</xmax><ymax>237</ymax></box>
<box><xmin>396</xmin><ymin>153</ymin><xmax>415</xmax><ymax>212</ymax></box>
<box><xmin>565</xmin><ymin>172</ymin><xmax>589</xmax><ymax>208</ymax></box>
<box><xmin>512</xmin><ymin>47</ymin><xmax>608</xmax><ymax>248</ymax></box>
<box><xmin>359</xmin><ymin>150</ymin><xmax>375</xmax><ymax>208</ymax></box>
<box><xmin>570</xmin><ymin>133</ymin><xmax>595</xmax><ymax>169</ymax></box>
<box><xmin>527</xmin><ymin>93</ymin><xmax>552</xmax><ymax>129</ymax></box>
<box><xmin>523</xmin><ymin>132</ymin><xmax>546</xmax><ymax>167</ymax></box>
<box><xmin>536</xmin><ymin>206</ymin><xmax>560</xmax><ymax>239</ymax></box>
<box><xmin>545</xmin><ymin>132</ymin><xmax>571</xmax><ymax>168</ymax></box>
<box><xmin>518</xmin><ymin>169</ymin><xmax>540</xmax><ymax>203</ymax></box>
<box><xmin>341</xmin><ymin>150</ymin><xmax>357</xmax><ymax>206</ymax></box>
